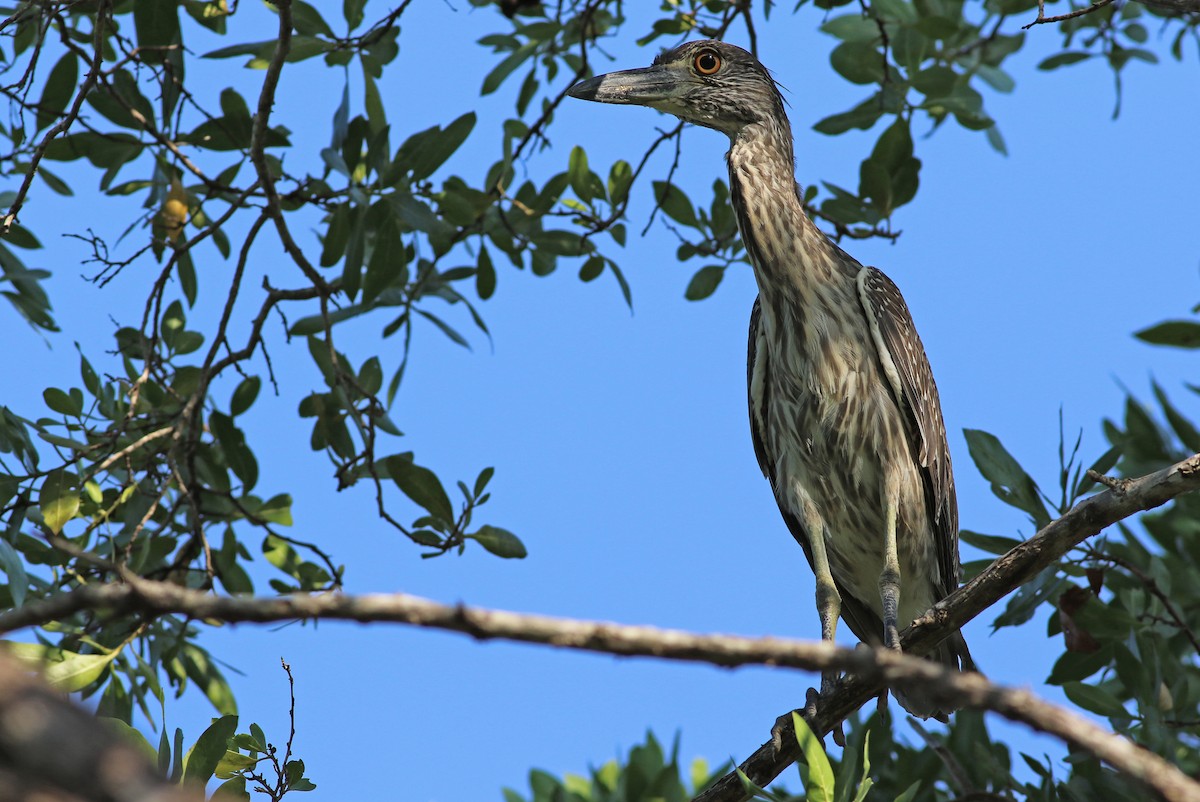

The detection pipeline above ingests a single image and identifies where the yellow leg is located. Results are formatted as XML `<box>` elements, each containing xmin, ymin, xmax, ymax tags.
<box><xmin>879</xmin><ymin>481</ymin><xmax>902</xmax><ymax>652</ymax></box>
<box><xmin>802</xmin><ymin>499</ymin><xmax>841</xmax><ymax>695</ymax></box>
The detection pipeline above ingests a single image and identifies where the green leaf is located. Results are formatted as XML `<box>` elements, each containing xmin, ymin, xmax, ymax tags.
<box><xmin>1037</xmin><ymin>52</ymin><xmax>1091</xmax><ymax>70</ymax></box>
<box><xmin>873</xmin><ymin>0</ymin><xmax>919</xmax><ymax>23</ymax></box>
<box><xmin>974</xmin><ymin>64</ymin><xmax>1015</xmax><ymax>93</ymax></box>
<box><xmin>1062</xmin><ymin>681</ymin><xmax>1128</xmax><ymax>719</ymax></box>
<box><xmin>230</xmin><ymin>377</ymin><xmax>261</xmax><ymax>417</ymax></box>
<box><xmin>181</xmin><ymin>646</ymin><xmax>238</xmax><ymax>716</ymax></box>
<box><xmin>963</xmin><ymin>429</ymin><xmax>1050</xmax><ymax>527</ymax></box>
<box><xmin>470</xmin><ymin>525</ymin><xmax>527</xmax><ymax>559</ymax></box>
<box><xmin>959</xmin><ymin>529</ymin><xmax>1021</xmax><ymax>556</ymax></box>
<box><xmin>652</xmin><ymin>181</ymin><xmax>697</xmax><ymax>227</ymax></box>
<box><xmin>183</xmin><ymin>715</ymin><xmax>239</xmax><ymax>785</ymax></box>
<box><xmin>103</xmin><ymin>718</ymin><xmax>160</xmax><ymax>765</ymax></box>
<box><xmin>0</xmin><ymin>537</ymin><xmax>28</xmax><ymax>607</ymax></box>
<box><xmin>685</xmin><ymin>265</ymin><xmax>724</xmax><ymax>301</ymax></box>
<box><xmin>850</xmin><ymin>730</ymin><xmax>873</xmax><ymax>802</ymax></box>
<box><xmin>829</xmin><ymin>41</ymin><xmax>884</xmax><ymax>85</ymax></box>
<box><xmin>258</xmin><ymin>494</ymin><xmax>294</xmax><ymax>526</ymax></box>
<box><xmin>134</xmin><ymin>0</ymin><xmax>182</xmax><ymax>65</ymax></box>
<box><xmin>36</xmin><ymin>54</ymin><xmax>79</xmax><ymax>133</ymax></box>
<box><xmin>1135</xmin><ymin>320</ymin><xmax>1200</xmax><ymax>349</ymax></box>
<box><xmin>364</xmin><ymin>213</ymin><xmax>405</xmax><ymax>304</ymax></box>
<box><xmin>813</xmin><ymin>99</ymin><xmax>885</xmax><ymax>135</ymax></box>
<box><xmin>1047</xmin><ymin>646</ymin><xmax>1112</xmax><ymax>685</ymax></box>
<box><xmin>482</xmin><ymin>42</ymin><xmax>537</xmax><ymax>95</ymax></box>
<box><xmin>912</xmin><ymin>65</ymin><xmax>958</xmax><ymax>98</ymax></box>
<box><xmin>43</xmin><ymin>387</ymin><xmax>81</xmax><ymax>417</ymax></box>
<box><xmin>402</xmin><ymin>112</ymin><xmax>476</xmax><ymax>181</ymax></box>
<box><xmin>568</xmin><ymin>146</ymin><xmax>594</xmax><ymax>203</ymax></box>
<box><xmin>291</xmin><ymin>0</ymin><xmax>335</xmax><ymax>36</ymax></box>
<box><xmin>821</xmin><ymin>14</ymin><xmax>883</xmax><ymax>42</ymax></box>
<box><xmin>44</xmin><ymin>650</ymin><xmax>115</xmax><ymax>691</ymax></box>
<box><xmin>39</xmin><ymin>469</ymin><xmax>79</xmax><ymax>534</ymax></box>
<box><xmin>215</xmin><ymin>776</ymin><xmax>251</xmax><ymax>800</ymax></box>
<box><xmin>215</xmin><ymin>749</ymin><xmax>258</xmax><ymax>778</ymax></box>
<box><xmin>5</xmin><ymin>643</ymin><xmax>114</xmax><ymax>692</ymax></box>
<box><xmin>792</xmin><ymin>712</ymin><xmax>834</xmax><ymax>802</ymax></box>
<box><xmin>386</xmin><ymin>455</ymin><xmax>455</xmax><ymax>522</ymax></box>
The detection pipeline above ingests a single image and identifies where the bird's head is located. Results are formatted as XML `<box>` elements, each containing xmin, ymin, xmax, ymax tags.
<box><xmin>566</xmin><ymin>41</ymin><xmax>787</xmax><ymax>139</ymax></box>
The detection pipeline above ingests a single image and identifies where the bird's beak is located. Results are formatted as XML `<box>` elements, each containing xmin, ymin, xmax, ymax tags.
<box><xmin>566</xmin><ymin>65</ymin><xmax>681</xmax><ymax>106</ymax></box>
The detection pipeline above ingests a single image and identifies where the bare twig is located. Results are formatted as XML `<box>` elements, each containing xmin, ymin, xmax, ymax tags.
<box><xmin>1024</xmin><ymin>0</ymin><xmax>1116</xmax><ymax>29</ymax></box>
<box><xmin>249</xmin><ymin>0</ymin><xmax>331</xmax><ymax>295</ymax></box>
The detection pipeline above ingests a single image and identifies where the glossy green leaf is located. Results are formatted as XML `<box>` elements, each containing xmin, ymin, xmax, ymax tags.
<box><xmin>44</xmin><ymin>650</ymin><xmax>115</xmax><ymax>691</ymax></box>
<box><xmin>134</xmin><ymin>2</ymin><xmax>181</xmax><ymax>64</ymax></box>
<box><xmin>959</xmin><ymin>529</ymin><xmax>1022</xmax><ymax>556</ymax></box>
<box><xmin>830</xmin><ymin>41</ymin><xmax>884</xmax><ymax>85</ymax></box>
<box><xmin>652</xmin><ymin>181</ymin><xmax>697</xmax><ymax>227</ymax></box>
<box><xmin>230</xmin><ymin>377</ymin><xmax>262</xmax><ymax>417</ymax></box>
<box><xmin>792</xmin><ymin>712</ymin><xmax>834</xmax><ymax>802</ymax></box>
<box><xmin>1063</xmin><ymin>681</ymin><xmax>1128</xmax><ymax>719</ymax></box>
<box><xmin>1038</xmin><ymin>52</ymin><xmax>1091</xmax><ymax>70</ymax></box>
<box><xmin>0</xmin><ymin>537</ymin><xmax>28</xmax><ymax>607</ymax></box>
<box><xmin>386</xmin><ymin>455</ymin><xmax>455</xmax><ymax>522</ymax></box>
<box><xmin>1135</xmin><ymin>320</ymin><xmax>1200</xmax><ymax>349</ymax></box>
<box><xmin>964</xmin><ymin>428</ymin><xmax>1050</xmax><ymax>527</ymax></box>
<box><xmin>39</xmin><ymin>469</ymin><xmax>79</xmax><ymax>534</ymax></box>
<box><xmin>183</xmin><ymin>715</ymin><xmax>239</xmax><ymax>785</ymax></box>
<box><xmin>470</xmin><ymin>525</ymin><xmax>527</xmax><ymax>559</ymax></box>
<box><xmin>685</xmin><ymin>265</ymin><xmax>724</xmax><ymax>301</ymax></box>
<box><xmin>36</xmin><ymin>54</ymin><xmax>78</xmax><ymax>133</ymax></box>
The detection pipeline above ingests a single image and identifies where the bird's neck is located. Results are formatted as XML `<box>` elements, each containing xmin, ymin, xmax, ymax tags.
<box><xmin>726</xmin><ymin>121</ymin><xmax>848</xmax><ymax>309</ymax></box>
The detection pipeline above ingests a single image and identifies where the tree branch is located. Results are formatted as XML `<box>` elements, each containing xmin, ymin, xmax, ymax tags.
<box><xmin>2</xmin><ymin>572</ymin><xmax>1199</xmax><ymax>802</ymax></box>
<box><xmin>3</xmin><ymin>454</ymin><xmax>1197</xmax><ymax>799</ymax></box>
<box><xmin>697</xmin><ymin>451</ymin><xmax>1200</xmax><ymax>801</ymax></box>
<box><xmin>0</xmin><ymin>654</ymin><xmax>201</xmax><ymax>802</ymax></box>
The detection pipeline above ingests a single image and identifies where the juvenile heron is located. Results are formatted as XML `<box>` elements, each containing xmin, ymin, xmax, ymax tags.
<box><xmin>568</xmin><ymin>41</ymin><xmax>974</xmax><ymax>720</ymax></box>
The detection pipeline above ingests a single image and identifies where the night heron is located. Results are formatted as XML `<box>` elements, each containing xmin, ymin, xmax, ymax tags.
<box><xmin>567</xmin><ymin>41</ymin><xmax>974</xmax><ymax>720</ymax></box>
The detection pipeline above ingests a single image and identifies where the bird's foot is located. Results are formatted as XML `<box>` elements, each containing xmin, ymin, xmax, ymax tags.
<box><xmin>768</xmin><ymin>684</ymin><xmax>844</xmax><ymax>751</ymax></box>
<box><xmin>884</xmin><ymin>621</ymin><xmax>902</xmax><ymax>652</ymax></box>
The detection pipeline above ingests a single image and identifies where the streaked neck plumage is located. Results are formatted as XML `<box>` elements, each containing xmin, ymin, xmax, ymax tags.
<box><xmin>725</xmin><ymin>116</ymin><xmax>851</xmax><ymax>312</ymax></box>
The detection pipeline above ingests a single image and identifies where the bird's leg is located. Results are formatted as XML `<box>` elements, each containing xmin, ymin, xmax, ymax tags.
<box><xmin>803</xmin><ymin>502</ymin><xmax>842</xmax><ymax>709</ymax></box>
<box><xmin>879</xmin><ymin>487</ymin><xmax>902</xmax><ymax>652</ymax></box>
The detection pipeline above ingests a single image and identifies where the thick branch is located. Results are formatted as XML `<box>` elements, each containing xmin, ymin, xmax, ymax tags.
<box><xmin>0</xmin><ymin>654</ymin><xmax>200</xmax><ymax>802</ymax></box>
<box><xmin>2</xmin><ymin>574</ymin><xmax>1199</xmax><ymax>802</ymax></box>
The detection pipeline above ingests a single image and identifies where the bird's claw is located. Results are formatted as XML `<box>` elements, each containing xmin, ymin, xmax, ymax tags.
<box><xmin>884</xmin><ymin>622</ymin><xmax>901</xmax><ymax>652</ymax></box>
<box><xmin>770</xmin><ymin>685</ymin><xmax>844</xmax><ymax>750</ymax></box>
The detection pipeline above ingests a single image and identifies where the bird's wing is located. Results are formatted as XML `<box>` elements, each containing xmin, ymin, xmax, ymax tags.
<box><xmin>857</xmin><ymin>267</ymin><xmax>960</xmax><ymax>597</ymax></box>
<box><xmin>748</xmin><ymin>295</ymin><xmax>888</xmax><ymax>646</ymax></box>
<box><xmin>747</xmin><ymin>296</ymin><xmax>772</xmax><ymax>479</ymax></box>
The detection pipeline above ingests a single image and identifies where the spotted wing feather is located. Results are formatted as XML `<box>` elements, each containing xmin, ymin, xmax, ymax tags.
<box><xmin>857</xmin><ymin>267</ymin><xmax>959</xmax><ymax>599</ymax></box>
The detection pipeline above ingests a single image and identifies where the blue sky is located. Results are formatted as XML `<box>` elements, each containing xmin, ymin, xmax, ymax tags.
<box><xmin>3</xmin><ymin>1</ymin><xmax>1199</xmax><ymax>800</ymax></box>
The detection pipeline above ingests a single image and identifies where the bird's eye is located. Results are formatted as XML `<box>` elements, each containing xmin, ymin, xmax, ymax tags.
<box><xmin>693</xmin><ymin>50</ymin><xmax>722</xmax><ymax>76</ymax></box>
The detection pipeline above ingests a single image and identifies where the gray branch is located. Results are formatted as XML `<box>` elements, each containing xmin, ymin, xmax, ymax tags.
<box><xmin>2</xmin><ymin>454</ymin><xmax>1197</xmax><ymax>800</ymax></box>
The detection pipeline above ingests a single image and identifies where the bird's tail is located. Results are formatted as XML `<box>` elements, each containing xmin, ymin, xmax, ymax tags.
<box><xmin>892</xmin><ymin>631</ymin><xmax>977</xmax><ymax>722</ymax></box>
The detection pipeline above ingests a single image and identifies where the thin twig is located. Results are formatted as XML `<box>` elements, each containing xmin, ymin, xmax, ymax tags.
<box><xmin>1023</xmin><ymin>0</ymin><xmax>1116</xmax><ymax>29</ymax></box>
